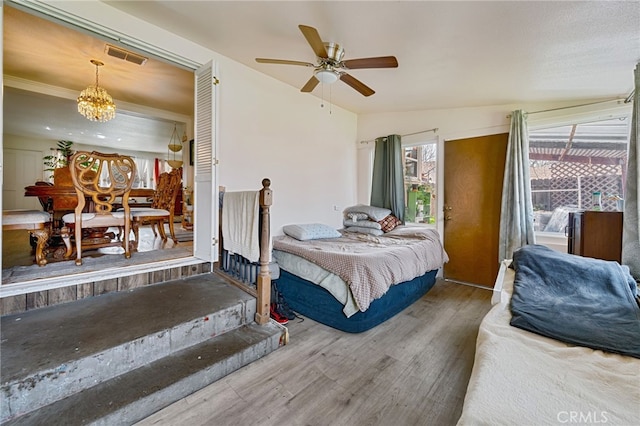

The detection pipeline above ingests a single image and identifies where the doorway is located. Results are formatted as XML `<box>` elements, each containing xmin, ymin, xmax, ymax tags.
<box><xmin>443</xmin><ymin>133</ymin><xmax>508</xmax><ymax>287</ymax></box>
<box><xmin>1</xmin><ymin>4</ymin><xmax>207</xmax><ymax>295</ymax></box>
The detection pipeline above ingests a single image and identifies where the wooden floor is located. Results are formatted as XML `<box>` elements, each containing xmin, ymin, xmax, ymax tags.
<box><xmin>2</xmin><ymin>223</ymin><xmax>192</xmax><ymax>269</ymax></box>
<box><xmin>137</xmin><ymin>280</ymin><xmax>492</xmax><ymax>426</ymax></box>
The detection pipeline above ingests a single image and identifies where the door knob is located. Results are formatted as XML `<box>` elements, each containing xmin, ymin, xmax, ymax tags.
<box><xmin>444</xmin><ymin>206</ymin><xmax>452</xmax><ymax>211</ymax></box>
<box><xmin>445</xmin><ymin>215</ymin><xmax>452</xmax><ymax>221</ymax></box>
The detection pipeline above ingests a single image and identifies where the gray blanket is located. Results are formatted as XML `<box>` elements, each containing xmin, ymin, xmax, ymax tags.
<box><xmin>510</xmin><ymin>245</ymin><xmax>640</xmax><ymax>358</ymax></box>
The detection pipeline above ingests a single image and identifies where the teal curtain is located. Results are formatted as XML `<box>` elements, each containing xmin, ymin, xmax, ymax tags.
<box><xmin>622</xmin><ymin>63</ymin><xmax>640</xmax><ymax>280</ymax></box>
<box><xmin>499</xmin><ymin>110</ymin><xmax>536</xmax><ymax>261</ymax></box>
<box><xmin>370</xmin><ymin>134</ymin><xmax>404</xmax><ymax>222</ymax></box>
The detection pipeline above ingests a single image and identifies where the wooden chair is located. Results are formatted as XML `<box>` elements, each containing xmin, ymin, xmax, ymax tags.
<box><xmin>3</xmin><ymin>210</ymin><xmax>51</xmax><ymax>266</ymax></box>
<box><xmin>61</xmin><ymin>151</ymin><xmax>136</xmax><ymax>266</ymax></box>
<box><xmin>129</xmin><ymin>168</ymin><xmax>182</xmax><ymax>248</ymax></box>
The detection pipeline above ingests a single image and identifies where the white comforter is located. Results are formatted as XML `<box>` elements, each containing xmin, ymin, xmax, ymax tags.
<box><xmin>458</xmin><ymin>261</ymin><xmax>640</xmax><ymax>425</ymax></box>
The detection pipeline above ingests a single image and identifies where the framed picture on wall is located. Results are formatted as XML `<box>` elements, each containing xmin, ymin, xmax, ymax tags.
<box><xmin>189</xmin><ymin>139</ymin><xmax>194</xmax><ymax>166</ymax></box>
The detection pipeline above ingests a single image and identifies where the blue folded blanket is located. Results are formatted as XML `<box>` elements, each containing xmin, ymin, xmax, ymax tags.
<box><xmin>510</xmin><ymin>245</ymin><xmax>640</xmax><ymax>358</ymax></box>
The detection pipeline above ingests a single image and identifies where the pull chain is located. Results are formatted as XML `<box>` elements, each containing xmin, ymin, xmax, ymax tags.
<box><xmin>319</xmin><ymin>81</ymin><xmax>333</xmax><ymax>114</ymax></box>
<box><xmin>329</xmin><ymin>83</ymin><xmax>332</xmax><ymax>114</ymax></box>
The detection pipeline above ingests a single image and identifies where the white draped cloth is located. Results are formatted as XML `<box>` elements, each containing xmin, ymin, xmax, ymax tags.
<box><xmin>221</xmin><ymin>191</ymin><xmax>260</xmax><ymax>263</ymax></box>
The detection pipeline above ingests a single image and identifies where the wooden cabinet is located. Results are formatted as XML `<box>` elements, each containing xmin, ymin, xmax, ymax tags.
<box><xmin>567</xmin><ymin>211</ymin><xmax>623</xmax><ymax>262</ymax></box>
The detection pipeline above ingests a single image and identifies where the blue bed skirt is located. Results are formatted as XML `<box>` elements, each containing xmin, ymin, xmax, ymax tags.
<box><xmin>275</xmin><ymin>268</ymin><xmax>439</xmax><ymax>333</ymax></box>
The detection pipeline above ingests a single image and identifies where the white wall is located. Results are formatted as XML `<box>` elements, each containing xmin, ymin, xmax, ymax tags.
<box><xmin>8</xmin><ymin>1</ymin><xmax>359</xmax><ymax>235</ymax></box>
<box><xmin>215</xmin><ymin>51</ymin><xmax>357</xmax><ymax>233</ymax></box>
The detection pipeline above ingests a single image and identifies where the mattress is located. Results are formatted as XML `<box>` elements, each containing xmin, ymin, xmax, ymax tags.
<box><xmin>272</xmin><ymin>226</ymin><xmax>448</xmax><ymax>312</ymax></box>
<box><xmin>276</xmin><ymin>268</ymin><xmax>438</xmax><ymax>333</ymax></box>
<box><xmin>457</xmin><ymin>260</ymin><xmax>640</xmax><ymax>425</ymax></box>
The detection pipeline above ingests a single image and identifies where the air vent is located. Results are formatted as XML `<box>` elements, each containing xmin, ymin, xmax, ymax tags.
<box><xmin>105</xmin><ymin>44</ymin><xmax>148</xmax><ymax>66</ymax></box>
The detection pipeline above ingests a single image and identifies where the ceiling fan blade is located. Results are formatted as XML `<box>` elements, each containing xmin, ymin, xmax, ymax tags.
<box><xmin>301</xmin><ymin>76</ymin><xmax>320</xmax><ymax>92</ymax></box>
<box><xmin>255</xmin><ymin>58</ymin><xmax>315</xmax><ymax>67</ymax></box>
<box><xmin>299</xmin><ymin>25</ymin><xmax>328</xmax><ymax>58</ymax></box>
<box><xmin>340</xmin><ymin>73</ymin><xmax>375</xmax><ymax>97</ymax></box>
<box><xmin>342</xmin><ymin>56</ymin><xmax>398</xmax><ymax>69</ymax></box>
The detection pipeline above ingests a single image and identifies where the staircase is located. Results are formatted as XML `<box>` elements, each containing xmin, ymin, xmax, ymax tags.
<box><xmin>0</xmin><ymin>273</ymin><xmax>286</xmax><ymax>425</ymax></box>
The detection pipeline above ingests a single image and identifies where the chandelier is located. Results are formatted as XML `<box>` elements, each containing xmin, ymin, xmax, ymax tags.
<box><xmin>167</xmin><ymin>124</ymin><xmax>184</xmax><ymax>169</ymax></box>
<box><xmin>77</xmin><ymin>59</ymin><xmax>116</xmax><ymax>122</ymax></box>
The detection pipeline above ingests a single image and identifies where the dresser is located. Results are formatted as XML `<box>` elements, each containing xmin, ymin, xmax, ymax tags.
<box><xmin>567</xmin><ymin>211</ymin><xmax>623</xmax><ymax>262</ymax></box>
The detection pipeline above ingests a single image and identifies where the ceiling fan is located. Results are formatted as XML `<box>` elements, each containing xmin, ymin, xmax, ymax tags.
<box><xmin>255</xmin><ymin>25</ymin><xmax>398</xmax><ymax>97</ymax></box>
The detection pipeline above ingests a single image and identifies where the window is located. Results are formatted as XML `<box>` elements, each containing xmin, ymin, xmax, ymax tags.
<box><xmin>529</xmin><ymin>117</ymin><xmax>630</xmax><ymax>234</ymax></box>
<box><xmin>404</xmin><ymin>143</ymin><xmax>437</xmax><ymax>225</ymax></box>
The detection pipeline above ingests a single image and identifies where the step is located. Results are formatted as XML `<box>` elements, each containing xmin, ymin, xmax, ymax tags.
<box><xmin>0</xmin><ymin>274</ymin><xmax>261</xmax><ymax>422</ymax></box>
<box><xmin>3</xmin><ymin>322</ymin><xmax>285</xmax><ymax>426</ymax></box>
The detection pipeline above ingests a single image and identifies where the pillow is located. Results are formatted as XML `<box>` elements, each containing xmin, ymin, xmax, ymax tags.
<box><xmin>346</xmin><ymin>212</ymin><xmax>369</xmax><ymax>222</ymax></box>
<box><xmin>283</xmin><ymin>223</ymin><xmax>341</xmax><ymax>241</ymax></box>
<box><xmin>344</xmin><ymin>226</ymin><xmax>384</xmax><ymax>236</ymax></box>
<box><xmin>378</xmin><ymin>214</ymin><xmax>402</xmax><ymax>232</ymax></box>
<box><xmin>343</xmin><ymin>219</ymin><xmax>382</xmax><ymax>230</ymax></box>
<box><xmin>343</xmin><ymin>205</ymin><xmax>392</xmax><ymax>221</ymax></box>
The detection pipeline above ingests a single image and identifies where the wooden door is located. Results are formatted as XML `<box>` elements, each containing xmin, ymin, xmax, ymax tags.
<box><xmin>443</xmin><ymin>133</ymin><xmax>508</xmax><ymax>287</ymax></box>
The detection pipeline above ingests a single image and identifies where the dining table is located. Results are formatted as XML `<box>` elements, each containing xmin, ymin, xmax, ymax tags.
<box><xmin>24</xmin><ymin>185</ymin><xmax>155</xmax><ymax>212</ymax></box>
<box><xmin>24</xmin><ymin>183</ymin><xmax>155</xmax><ymax>259</ymax></box>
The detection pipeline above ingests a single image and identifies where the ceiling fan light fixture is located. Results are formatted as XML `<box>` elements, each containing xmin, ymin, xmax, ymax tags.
<box><xmin>259</xmin><ymin>25</ymin><xmax>396</xmax><ymax>96</ymax></box>
<box><xmin>315</xmin><ymin>69</ymin><xmax>339</xmax><ymax>84</ymax></box>
<box><xmin>77</xmin><ymin>59</ymin><xmax>116</xmax><ymax>122</ymax></box>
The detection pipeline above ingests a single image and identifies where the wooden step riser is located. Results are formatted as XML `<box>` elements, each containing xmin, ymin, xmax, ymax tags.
<box><xmin>2</xmin><ymin>262</ymin><xmax>211</xmax><ymax>316</ymax></box>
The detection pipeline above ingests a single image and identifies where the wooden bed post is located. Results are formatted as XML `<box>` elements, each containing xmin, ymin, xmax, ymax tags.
<box><xmin>255</xmin><ymin>178</ymin><xmax>273</xmax><ymax>325</ymax></box>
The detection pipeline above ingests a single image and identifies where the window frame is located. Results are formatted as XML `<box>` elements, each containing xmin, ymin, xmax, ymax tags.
<box><xmin>402</xmin><ymin>136</ymin><xmax>439</xmax><ymax>227</ymax></box>
<box><xmin>526</xmin><ymin>100</ymin><xmax>632</xmax><ymax>250</ymax></box>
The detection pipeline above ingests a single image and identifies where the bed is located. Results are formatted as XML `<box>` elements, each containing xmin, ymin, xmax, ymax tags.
<box><xmin>272</xmin><ymin>225</ymin><xmax>449</xmax><ymax>333</ymax></box>
<box><xmin>457</xmin><ymin>245</ymin><xmax>640</xmax><ymax>425</ymax></box>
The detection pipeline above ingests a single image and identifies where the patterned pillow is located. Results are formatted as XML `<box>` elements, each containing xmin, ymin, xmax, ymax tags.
<box><xmin>378</xmin><ymin>214</ymin><xmax>402</xmax><ymax>232</ymax></box>
<box><xmin>283</xmin><ymin>223</ymin><xmax>341</xmax><ymax>241</ymax></box>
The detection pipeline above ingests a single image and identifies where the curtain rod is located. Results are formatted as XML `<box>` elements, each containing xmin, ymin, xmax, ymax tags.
<box><xmin>505</xmin><ymin>98</ymin><xmax>627</xmax><ymax>119</ymax></box>
<box><xmin>359</xmin><ymin>127</ymin><xmax>439</xmax><ymax>144</ymax></box>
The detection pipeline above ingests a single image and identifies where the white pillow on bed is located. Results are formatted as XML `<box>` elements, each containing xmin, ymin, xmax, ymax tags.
<box><xmin>344</xmin><ymin>226</ymin><xmax>384</xmax><ymax>236</ymax></box>
<box><xmin>343</xmin><ymin>204</ymin><xmax>392</xmax><ymax>221</ymax></box>
<box><xmin>343</xmin><ymin>219</ymin><xmax>382</xmax><ymax>230</ymax></box>
<box><xmin>283</xmin><ymin>223</ymin><xmax>341</xmax><ymax>241</ymax></box>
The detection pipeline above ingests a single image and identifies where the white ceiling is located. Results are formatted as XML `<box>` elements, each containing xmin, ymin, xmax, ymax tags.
<box><xmin>105</xmin><ymin>0</ymin><xmax>640</xmax><ymax>114</ymax></box>
<box><xmin>3</xmin><ymin>5</ymin><xmax>194</xmax><ymax>154</ymax></box>
<box><xmin>3</xmin><ymin>1</ymin><xmax>639</xmax><ymax>152</ymax></box>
